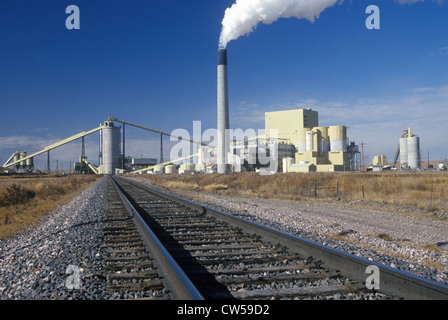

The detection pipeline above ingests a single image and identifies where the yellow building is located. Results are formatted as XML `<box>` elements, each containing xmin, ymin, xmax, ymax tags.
<box><xmin>265</xmin><ymin>109</ymin><xmax>350</xmax><ymax>172</ymax></box>
<box><xmin>372</xmin><ymin>155</ymin><xmax>387</xmax><ymax>166</ymax></box>
<box><xmin>265</xmin><ymin>109</ymin><xmax>318</xmax><ymax>146</ymax></box>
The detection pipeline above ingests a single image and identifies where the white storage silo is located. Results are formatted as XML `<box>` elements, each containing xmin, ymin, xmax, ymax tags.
<box><xmin>305</xmin><ymin>131</ymin><xmax>314</xmax><ymax>152</ymax></box>
<box><xmin>13</xmin><ymin>152</ymin><xmax>21</xmax><ymax>169</ymax></box>
<box><xmin>26</xmin><ymin>157</ymin><xmax>34</xmax><ymax>170</ymax></box>
<box><xmin>399</xmin><ymin>128</ymin><xmax>420</xmax><ymax>169</ymax></box>
<box><xmin>400</xmin><ymin>136</ymin><xmax>408</xmax><ymax>168</ymax></box>
<box><xmin>13</xmin><ymin>152</ymin><xmax>20</xmax><ymax>163</ymax></box>
<box><xmin>102</xmin><ymin>121</ymin><xmax>121</xmax><ymax>175</ymax></box>
<box><xmin>407</xmin><ymin>135</ymin><xmax>420</xmax><ymax>169</ymax></box>
<box><xmin>165</xmin><ymin>165</ymin><xmax>177</xmax><ymax>174</ymax></box>
<box><xmin>20</xmin><ymin>152</ymin><xmax>27</xmax><ymax>168</ymax></box>
<box><xmin>153</xmin><ymin>165</ymin><xmax>165</xmax><ymax>174</ymax></box>
<box><xmin>14</xmin><ymin>151</ymin><xmax>20</xmax><ymax>170</ymax></box>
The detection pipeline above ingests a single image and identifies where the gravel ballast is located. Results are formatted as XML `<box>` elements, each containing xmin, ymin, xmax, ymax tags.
<box><xmin>0</xmin><ymin>177</ymin><xmax>109</xmax><ymax>300</ymax></box>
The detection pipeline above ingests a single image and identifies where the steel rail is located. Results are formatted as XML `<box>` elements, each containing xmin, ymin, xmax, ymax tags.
<box><xmin>110</xmin><ymin>177</ymin><xmax>204</xmax><ymax>300</ymax></box>
<box><xmin>116</xmin><ymin>176</ymin><xmax>448</xmax><ymax>300</ymax></box>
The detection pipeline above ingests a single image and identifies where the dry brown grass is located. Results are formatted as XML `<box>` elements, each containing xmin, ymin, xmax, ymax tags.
<box><xmin>0</xmin><ymin>174</ymin><xmax>100</xmax><ymax>239</ymax></box>
<box><xmin>134</xmin><ymin>171</ymin><xmax>448</xmax><ymax>213</ymax></box>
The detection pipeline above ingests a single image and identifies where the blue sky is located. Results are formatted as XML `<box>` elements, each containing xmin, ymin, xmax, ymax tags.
<box><xmin>1</xmin><ymin>0</ymin><xmax>447</xmax><ymax>170</ymax></box>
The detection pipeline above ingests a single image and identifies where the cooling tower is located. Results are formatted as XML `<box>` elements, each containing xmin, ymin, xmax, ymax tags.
<box><xmin>217</xmin><ymin>48</ymin><xmax>230</xmax><ymax>174</ymax></box>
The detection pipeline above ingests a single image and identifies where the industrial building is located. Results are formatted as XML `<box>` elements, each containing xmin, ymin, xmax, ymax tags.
<box><xmin>1</xmin><ymin>111</ymin><xmax>359</xmax><ymax>175</ymax></box>
<box><xmin>265</xmin><ymin>108</ymin><xmax>354</xmax><ymax>172</ymax></box>
<box><xmin>228</xmin><ymin>138</ymin><xmax>296</xmax><ymax>173</ymax></box>
<box><xmin>2</xmin><ymin>116</ymin><xmax>425</xmax><ymax>175</ymax></box>
<box><xmin>365</xmin><ymin>155</ymin><xmax>392</xmax><ymax>172</ymax></box>
<box><xmin>372</xmin><ymin>155</ymin><xmax>387</xmax><ymax>167</ymax></box>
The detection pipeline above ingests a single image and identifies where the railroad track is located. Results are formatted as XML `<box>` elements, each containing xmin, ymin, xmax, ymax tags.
<box><xmin>106</xmin><ymin>175</ymin><xmax>448</xmax><ymax>300</ymax></box>
<box><xmin>103</xmin><ymin>179</ymin><xmax>171</xmax><ymax>299</ymax></box>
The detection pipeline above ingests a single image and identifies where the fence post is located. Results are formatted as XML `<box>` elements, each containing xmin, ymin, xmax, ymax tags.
<box><xmin>336</xmin><ymin>181</ymin><xmax>339</xmax><ymax>196</ymax></box>
<box><xmin>361</xmin><ymin>185</ymin><xmax>365</xmax><ymax>199</ymax></box>
<box><xmin>314</xmin><ymin>181</ymin><xmax>317</xmax><ymax>198</ymax></box>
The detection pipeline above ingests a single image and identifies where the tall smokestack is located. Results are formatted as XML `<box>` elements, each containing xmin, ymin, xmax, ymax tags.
<box><xmin>217</xmin><ymin>48</ymin><xmax>230</xmax><ymax>174</ymax></box>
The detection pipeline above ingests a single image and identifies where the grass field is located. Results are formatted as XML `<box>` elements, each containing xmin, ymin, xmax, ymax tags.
<box><xmin>0</xmin><ymin>174</ymin><xmax>100</xmax><ymax>239</ymax></box>
<box><xmin>2</xmin><ymin>171</ymin><xmax>446</xmax><ymax>240</ymax></box>
<box><xmin>135</xmin><ymin>171</ymin><xmax>448</xmax><ymax>214</ymax></box>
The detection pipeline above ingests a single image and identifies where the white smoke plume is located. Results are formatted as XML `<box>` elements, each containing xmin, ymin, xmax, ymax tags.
<box><xmin>219</xmin><ymin>0</ymin><xmax>343</xmax><ymax>48</ymax></box>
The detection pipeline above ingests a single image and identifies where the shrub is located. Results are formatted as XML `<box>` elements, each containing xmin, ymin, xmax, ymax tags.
<box><xmin>2</xmin><ymin>184</ymin><xmax>36</xmax><ymax>207</ymax></box>
<box><xmin>1</xmin><ymin>184</ymin><xmax>36</xmax><ymax>221</ymax></box>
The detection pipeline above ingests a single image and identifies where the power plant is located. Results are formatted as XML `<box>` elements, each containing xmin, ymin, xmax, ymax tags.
<box><xmin>0</xmin><ymin>48</ymin><xmax>427</xmax><ymax>176</ymax></box>
<box><xmin>1</xmin><ymin>108</ymin><xmax>358</xmax><ymax>175</ymax></box>
<box><xmin>1</xmin><ymin>110</ymin><xmax>426</xmax><ymax>175</ymax></box>
<box><xmin>265</xmin><ymin>109</ymin><xmax>354</xmax><ymax>172</ymax></box>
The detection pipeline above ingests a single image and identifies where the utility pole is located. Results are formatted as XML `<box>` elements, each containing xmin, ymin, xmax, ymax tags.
<box><xmin>99</xmin><ymin>126</ymin><xmax>103</xmax><ymax>166</ymax></box>
<box><xmin>160</xmin><ymin>133</ymin><xmax>163</xmax><ymax>164</ymax></box>
<box><xmin>47</xmin><ymin>151</ymin><xmax>50</xmax><ymax>173</ymax></box>
<box><xmin>81</xmin><ymin>137</ymin><xmax>85</xmax><ymax>159</ymax></box>
<box><xmin>361</xmin><ymin>142</ymin><xmax>365</xmax><ymax>172</ymax></box>
<box><xmin>122</xmin><ymin>123</ymin><xmax>126</xmax><ymax>169</ymax></box>
<box><xmin>419</xmin><ymin>150</ymin><xmax>422</xmax><ymax>169</ymax></box>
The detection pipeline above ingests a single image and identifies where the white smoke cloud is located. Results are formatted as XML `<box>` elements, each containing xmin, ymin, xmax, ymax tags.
<box><xmin>219</xmin><ymin>0</ymin><xmax>343</xmax><ymax>48</ymax></box>
<box><xmin>218</xmin><ymin>0</ymin><xmax>446</xmax><ymax>48</ymax></box>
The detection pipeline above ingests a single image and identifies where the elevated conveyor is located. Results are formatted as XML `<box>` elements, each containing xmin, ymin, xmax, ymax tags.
<box><xmin>3</xmin><ymin>126</ymin><xmax>104</xmax><ymax>169</ymax></box>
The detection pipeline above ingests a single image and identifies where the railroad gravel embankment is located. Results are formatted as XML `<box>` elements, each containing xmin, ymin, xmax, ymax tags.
<box><xmin>0</xmin><ymin>177</ymin><xmax>110</xmax><ymax>300</ymax></box>
<box><xmin>130</xmin><ymin>177</ymin><xmax>448</xmax><ymax>286</ymax></box>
